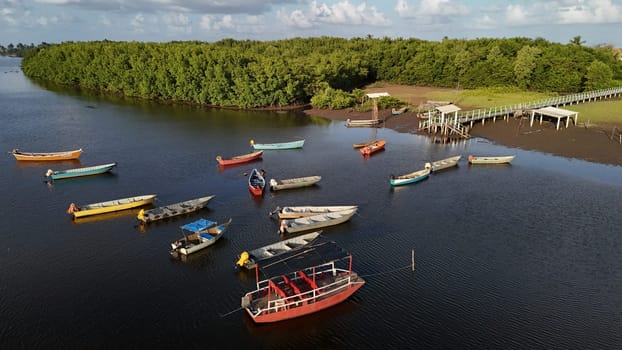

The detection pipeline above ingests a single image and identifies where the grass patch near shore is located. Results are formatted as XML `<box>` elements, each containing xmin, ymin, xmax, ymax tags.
<box><xmin>428</xmin><ymin>87</ymin><xmax>557</xmax><ymax>110</ymax></box>
<box><xmin>564</xmin><ymin>99</ymin><xmax>622</xmax><ymax>124</ymax></box>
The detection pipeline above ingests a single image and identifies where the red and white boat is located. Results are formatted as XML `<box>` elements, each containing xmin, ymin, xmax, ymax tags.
<box><xmin>241</xmin><ymin>242</ymin><xmax>365</xmax><ymax>323</ymax></box>
<box><xmin>216</xmin><ymin>150</ymin><xmax>263</xmax><ymax>166</ymax></box>
<box><xmin>359</xmin><ymin>139</ymin><xmax>386</xmax><ymax>156</ymax></box>
<box><xmin>248</xmin><ymin>168</ymin><xmax>266</xmax><ymax>196</ymax></box>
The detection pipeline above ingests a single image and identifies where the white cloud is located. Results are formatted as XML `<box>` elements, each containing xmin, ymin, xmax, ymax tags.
<box><xmin>31</xmin><ymin>0</ymin><xmax>289</xmax><ymax>14</ymax></box>
<box><xmin>395</xmin><ymin>0</ymin><xmax>413</xmax><ymax>17</ymax></box>
<box><xmin>163</xmin><ymin>12</ymin><xmax>192</xmax><ymax>34</ymax></box>
<box><xmin>131</xmin><ymin>13</ymin><xmax>145</xmax><ymax>33</ymax></box>
<box><xmin>396</xmin><ymin>0</ymin><xmax>469</xmax><ymax>18</ymax></box>
<box><xmin>98</xmin><ymin>14</ymin><xmax>111</xmax><ymax>26</ymax></box>
<box><xmin>278</xmin><ymin>0</ymin><xmax>390</xmax><ymax>28</ymax></box>
<box><xmin>277</xmin><ymin>9</ymin><xmax>313</xmax><ymax>28</ymax></box>
<box><xmin>471</xmin><ymin>14</ymin><xmax>496</xmax><ymax>30</ymax></box>
<box><xmin>556</xmin><ymin>0</ymin><xmax>622</xmax><ymax>24</ymax></box>
<box><xmin>216</xmin><ymin>15</ymin><xmax>234</xmax><ymax>30</ymax></box>
<box><xmin>504</xmin><ymin>4</ymin><xmax>531</xmax><ymax>26</ymax></box>
<box><xmin>35</xmin><ymin>15</ymin><xmax>58</xmax><ymax>26</ymax></box>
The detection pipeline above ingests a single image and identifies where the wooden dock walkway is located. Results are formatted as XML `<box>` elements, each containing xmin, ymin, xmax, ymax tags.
<box><xmin>419</xmin><ymin>86</ymin><xmax>622</xmax><ymax>139</ymax></box>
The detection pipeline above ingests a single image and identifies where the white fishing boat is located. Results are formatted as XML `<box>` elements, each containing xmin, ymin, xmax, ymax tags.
<box><xmin>345</xmin><ymin>119</ymin><xmax>381</xmax><ymax>127</ymax></box>
<box><xmin>279</xmin><ymin>208</ymin><xmax>357</xmax><ymax>234</ymax></box>
<box><xmin>236</xmin><ymin>231</ymin><xmax>322</xmax><ymax>270</ymax></box>
<box><xmin>137</xmin><ymin>195</ymin><xmax>215</xmax><ymax>224</ymax></box>
<box><xmin>468</xmin><ymin>155</ymin><xmax>515</xmax><ymax>164</ymax></box>
<box><xmin>424</xmin><ymin>155</ymin><xmax>461</xmax><ymax>172</ymax></box>
<box><xmin>269</xmin><ymin>176</ymin><xmax>321</xmax><ymax>191</ymax></box>
<box><xmin>270</xmin><ymin>205</ymin><xmax>358</xmax><ymax>220</ymax></box>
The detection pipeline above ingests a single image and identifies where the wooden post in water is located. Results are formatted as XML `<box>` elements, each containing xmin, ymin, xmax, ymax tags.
<box><xmin>411</xmin><ymin>249</ymin><xmax>415</xmax><ymax>271</ymax></box>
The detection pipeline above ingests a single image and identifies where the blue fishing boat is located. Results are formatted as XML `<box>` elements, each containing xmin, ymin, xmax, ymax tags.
<box><xmin>45</xmin><ymin>162</ymin><xmax>117</xmax><ymax>180</ymax></box>
<box><xmin>250</xmin><ymin>139</ymin><xmax>305</xmax><ymax>150</ymax></box>
<box><xmin>389</xmin><ymin>168</ymin><xmax>430</xmax><ymax>187</ymax></box>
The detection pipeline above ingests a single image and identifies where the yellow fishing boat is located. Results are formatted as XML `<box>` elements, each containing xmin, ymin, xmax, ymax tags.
<box><xmin>67</xmin><ymin>194</ymin><xmax>156</xmax><ymax>219</ymax></box>
<box><xmin>11</xmin><ymin>148</ymin><xmax>82</xmax><ymax>161</ymax></box>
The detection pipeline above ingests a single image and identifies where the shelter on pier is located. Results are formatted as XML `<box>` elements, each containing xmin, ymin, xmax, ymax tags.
<box><xmin>529</xmin><ymin>106</ymin><xmax>579</xmax><ymax>130</ymax></box>
<box><xmin>436</xmin><ymin>104</ymin><xmax>461</xmax><ymax>125</ymax></box>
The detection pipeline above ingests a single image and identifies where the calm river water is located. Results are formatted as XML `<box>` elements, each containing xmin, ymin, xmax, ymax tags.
<box><xmin>1</xmin><ymin>57</ymin><xmax>621</xmax><ymax>349</ymax></box>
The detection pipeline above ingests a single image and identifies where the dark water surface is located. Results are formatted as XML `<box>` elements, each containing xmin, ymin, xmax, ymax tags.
<box><xmin>1</xmin><ymin>57</ymin><xmax>621</xmax><ymax>349</ymax></box>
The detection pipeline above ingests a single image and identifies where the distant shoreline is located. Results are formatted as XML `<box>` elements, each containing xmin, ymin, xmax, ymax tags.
<box><xmin>304</xmin><ymin>108</ymin><xmax>622</xmax><ymax>167</ymax></box>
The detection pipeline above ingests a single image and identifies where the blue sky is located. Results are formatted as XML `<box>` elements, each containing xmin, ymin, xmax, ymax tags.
<box><xmin>1</xmin><ymin>0</ymin><xmax>621</xmax><ymax>47</ymax></box>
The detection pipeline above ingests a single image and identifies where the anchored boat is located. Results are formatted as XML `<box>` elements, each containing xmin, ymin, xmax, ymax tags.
<box><xmin>12</xmin><ymin>148</ymin><xmax>82</xmax><ymax>161</ymax></box>
<box><xmin>241</xmin><ymin>241</ymin><xmax>365</xmax><ymax>323</ymax></box>
<box><xmin>137</xmin><ymin>195</ymin><xmax>215</xmax><ymax>224</ymax></box>
<box><xmin>424</xmin><ymin>155</ymin><xmax>461</xmax><ymax>172</ymax></box>
<box><xmin>67</xmin><ymin>194</ymin><xmax>156</xmax><ymax>219</ymax></box>
<box><xmin>236</xmin><ymin>231</ymin><xmax>322</xmax><ymax>270</ymax></box>
<box><xmin>468</xmin><ymin>155</ymin><xmax>515</xmax><ymax>164</ymax></box>
<box><xmin>279</xmin><ymin>208</ymin><xmax>357</xmax><ymax>234</ymax></box>
<box><xmin>216</xmin><ymin>150</ymin><xmax>263</xmax><ymax>166</ymax></box>
<box><xmin>270</xmin><ymin>205</ymin><xmax>358</xmax><ymax>220</ymax></box>
<box><xmin>248</xmin><ymin>168</ymin><xmax>266</xmax><ymax>196</ymax></box>
<box><xmin>250</xmin><ymin>139</ymin><xmax>305</xmax><ymax>150</ymax></box>
<box><xmin>170</xmin><ymin>218</ymin><xmax>232</xmax><ymax>256</ymax></box>
<box><xmin>45</xmin><ymin>162</ymin><xmax>117</xmax><ymax>180</ymax></box>
<box><xmin>269</xmin><ymin>176</ymin><xmax>321</xmax><ymax>191</ymax></box>
<box><xmin>360</xmin><ymin>140</ymin><xmax>386</xmax><ymax>156</ymax></box>
<box><xmin>390</xmin><ymin>168</ymin><xmax>430</xmax><ymax>187</ymax></box>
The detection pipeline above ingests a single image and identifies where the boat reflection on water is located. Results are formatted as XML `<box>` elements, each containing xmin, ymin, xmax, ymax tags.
<box><xmin>16</xmin><ymin>159</ymin><xmax>82</xmax><ymax>169</ymax></box>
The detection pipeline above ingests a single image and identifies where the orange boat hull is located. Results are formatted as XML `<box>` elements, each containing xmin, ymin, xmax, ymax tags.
<box><xmin>12</xmin><ymin>148</ymin><xmax>82</xmax><ymax>161</ymax></box>
<box><xmin>360</xmin><ymin>140</ymin><xmax>386</xmax><ymax>156</ymax></box>
<box><xmin>247</xmin><ymin>282</ymin><xmax>365</xmax><ymax>323</ymax></box>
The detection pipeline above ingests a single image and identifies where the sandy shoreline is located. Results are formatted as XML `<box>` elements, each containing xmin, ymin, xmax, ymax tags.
<box><xmin>303</xmin><ymin>108</ymin><xmax>622</xmax><ymax>166</ymax></box>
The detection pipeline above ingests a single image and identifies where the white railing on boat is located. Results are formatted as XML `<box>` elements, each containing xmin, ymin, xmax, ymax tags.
<box><xmin>259</xmin><ymin>274</ymin><xmax>354</xmax><ymax>316</ymax></box>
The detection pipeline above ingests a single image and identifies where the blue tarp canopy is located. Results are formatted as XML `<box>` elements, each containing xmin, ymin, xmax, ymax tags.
<box><xmin>181</xmin><ymin>218</ymin><xmax>215</xmax><ymax>233</ymax></box>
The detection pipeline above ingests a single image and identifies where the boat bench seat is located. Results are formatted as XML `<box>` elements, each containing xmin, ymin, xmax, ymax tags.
<box><xmin>200</xmin><ymin>233</ymin><xmax>215</xmax><ymax>240</ymax></box>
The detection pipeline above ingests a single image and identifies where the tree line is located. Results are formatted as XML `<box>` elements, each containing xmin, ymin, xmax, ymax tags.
<box><xmin>0</xmin><ymin>43</ymin><xmax>42</xmax><ymax>57</ymax></box>
<box><xmin>20</xmin><ymin>37</ymin><xmax>622</xmax><ymax>109</ymax></box>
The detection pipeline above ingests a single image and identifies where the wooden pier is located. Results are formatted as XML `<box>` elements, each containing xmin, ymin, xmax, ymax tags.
<box><xmin>419</xmin><ymin>86</ymin><xmax>622</xmax><ymax>139</ymax></box>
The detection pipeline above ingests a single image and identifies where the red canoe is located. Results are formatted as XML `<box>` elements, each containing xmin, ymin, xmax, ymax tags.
<box><xmin>216</xmin><ymin>150</ymin><xmax>263</xmax><ymax>166</ymax></box>
<box><xmin>360</xmin><ymin>140</ymin><xmax>386</xmax><ymax>156</ymax></box>
<box><xmin>248</xmin><ymin>168</ymin><xmax>266</xmax><ymax>196</ymax></box>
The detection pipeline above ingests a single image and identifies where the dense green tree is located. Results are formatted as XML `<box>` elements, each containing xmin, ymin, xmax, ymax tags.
<box><xmin>585</xmin><ymin>60</ymin><xmax>614</xmax><ymax>90</ymax></box>
<box><xmin>20</xmin><ymin>37</ymin><xmax>622</xmax><ymax>109</ymax></box>
<box><xmin>513</xmin><ymin>46</ymin><xmax>542</xmax><ymax>89</ymax></box>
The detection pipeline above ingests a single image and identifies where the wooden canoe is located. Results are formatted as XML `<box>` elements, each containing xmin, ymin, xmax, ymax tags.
<box><xmin>390</xmin><ymin>168</ymin><xmax>430</xmax><ymax>187</ymax></box>
<box><xmin>353</xmin><ymin>140</ymin><xmax>377</xmax><ymax>149</ymax></box>
<box><xmin>468</xmin><ymin>155</ymin><xmax>515</xmax><ymax>164</ymax></box>
<box><xmin>235</xmin><ymin>231</ymin><xmax>322</xmax><ymax>270</ymax></box>
<box><xmin>216</xmin><ymin>150</ymin><xmax>263</xmax><ymax>166</ymax></box>
<box><xmin>248</xmin><ymin>168</ymin><xmax>266</xmax><ymax>196</ymax></box>
<box><xmin>11</xmin><ymin>148</ymin><xmax>82</xmax><ymax>161</ymax></box>
<box><xmin>137</xmin><ymin>195</ymin><xmax>215</xmax><ymax>224</ymax></box>
<box><xmin>250</xmin><ymin>139</ymin><xmax>305</xmax><ymax>150</ymax></box>
<box><xmin>424</xmin><ymin>155</ymin><xmax>461</xmax><ymax>172</ymax></box>
<box><xmin>279</xmin><ymin>208</ymin><xmax>357</xmax><ymax>234</ymax></box>
<box><xmin>360</xmin><ymin>140</ymin><xmax>386</xmax><ymax>156</ymax></box>
<box><xmin>345</xmin><ymin>119</ymin><xmax>381</xmax><ymax>127</ymax></box>
<box><xmin>45</xmin><ymin>162</ymin><xmax>117</xmax><ymax>180</ymax></box>
<box><xmin>67</xmin><ymin>194</ymin><xmax>157</xmax><ymax>219</ymax></box>
<box><xmin>270</xmin><ymin>205</ymin><xmax>359</xmax><ymax>220</ymax></box>
<box><xmin>269</xmin><ymin>176</ymin><xmax>321</xmax><ymax>191</ymax></box>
